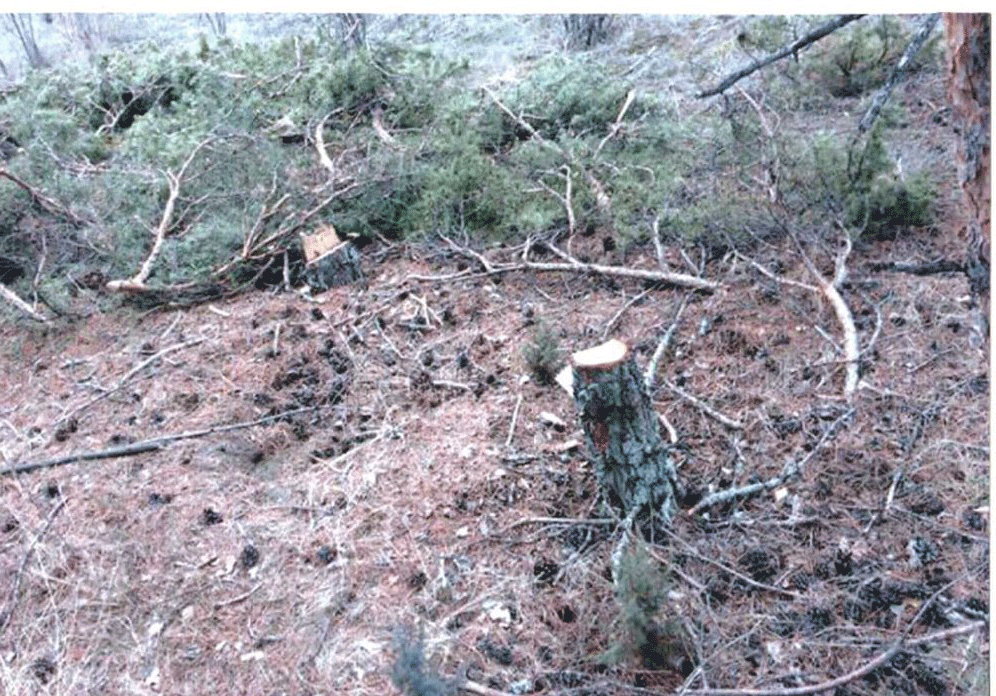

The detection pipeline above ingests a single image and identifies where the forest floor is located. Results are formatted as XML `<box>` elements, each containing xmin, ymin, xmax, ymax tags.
<box><xmin>0</xmin><ymin>14</ymin><xmax>990</xmax><ymax>696</ymax></box>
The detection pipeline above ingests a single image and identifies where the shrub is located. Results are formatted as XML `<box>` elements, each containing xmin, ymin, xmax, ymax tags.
<box><xmin>522</xmin><ymin>321</ymin><xmax>562</xmax><ymax>386</ymax></box>
<box><xmin>390</xmin><ymin>627</ymin><xmax>456</xmax><ymax>696</ymax></box>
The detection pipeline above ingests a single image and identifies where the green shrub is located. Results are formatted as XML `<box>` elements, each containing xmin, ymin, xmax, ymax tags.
<box><xmin>602</xmin><ymin>543</ymin><xmax>692</xmax><ymax>672</ymax></box>
<box><xmin>522</xmin><ymin>321</ymin><xmax>562</xmax><ymax>385</ymax></box>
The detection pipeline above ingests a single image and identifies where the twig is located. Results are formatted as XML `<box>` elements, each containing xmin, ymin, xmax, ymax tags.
<box><xmin>657</xmin><ymin>526</ymin><xmax>801</xmax><ymax>600</ymax></box>
<box><xmin>213</xmin><ymin>583</ymin><xmax>263</xmax><ymax>609</ymax></box>
<box><xmin>0</xmin><ymin>167</ymin><xmax>86</xmax><ymax>226</ymax></box>
<box><xmin>697</xmin><ymin>15</ymin><xmax>866</xmax><ymax>98</ymax></box>
<box><xmin>665</xmin><ymin>381</ymin><xmax>743</xmax><ymax>430</ymax></box>
<box><xmin>602</xmin><ymin>287</ymin><xmax>652</xmax><ymax>340</ymax></box>
<box><xmin>595</xmin><ymin>89</ymin><xmax>636</xmax><ymax>159</ymax></box>
<box><xmin>793</xmin><ymin>231</ymin><xmax>859</xmax><ymax>402</ymax></box>
<box><xmin>57</xmin><ymin>337</ymin><xmax>206</xmax><ymax>426</ymax></box>
<box><xmin>682</xmin><ymin>621</ymin><xmax>984</xmax><ymax>696</ymax></box>
<box><xmin>689</xmin><ymin>408</ymin><xmax>853</xmax><ymax>515</ymax></box>
<box><xmin>505</xmin><ymin>394</ymin><xmax>523</xmax><ymax>448</ymax></box>
<box><xmin>3</xmin><ymin>405</ymin><xmax>323</xmax><ymax>477</ymax></box>
<box><xmin>0</xmin><ymin>498</ymin><xmax>66</xmax><ymax>635</ymax></box>
<box><xmin>314</xmin><ymin>111</ymin><xmax>336</xmax><ymax>173</ymax></box>
<box><xmin>482</xmin><ymin>85</ymin><xmax>611</xmax><ymax>218</ymax></box>
<box><xmin>500</xmin><ymin>516</ymin><xmax>614</xmax><ymax>534</ymax></box>
<box><xmin>644</xmin><ymin>296</ymin><xmax>690</xmax><ymax>390</ymax></box>
<box><xmin>536</xmin><ymin>166</ymin><xmax>576</xmax><ymax>246</ymax></box>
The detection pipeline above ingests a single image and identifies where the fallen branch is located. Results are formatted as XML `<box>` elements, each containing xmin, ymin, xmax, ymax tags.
<box><xmin>106</xmin><ymin>136</ymin><xmax>216</xmax><ymax>293</ymax></box>
<box><xmin>56</xmin><ymin>337</ymin><xmax>207</xmax><ymax>427</ymax></box>
<box><xmin>0</xmin><ymin>281</ymin><xmax>49</xmax><ymax>323</ymax></box>
<box><xmin>794</xmin><ymin>231</ymin><xmax>859</xmax><ymax>402</ymax></box>
<box><xmin>683</xmin><ymin>622</ymin><xmax>983</xmax><ymax>696</ymax></box>
<box><xmin>665</xmin><ymin>380</ymin><xmax>744</xmax><ymax>430</ymax></box>
<box><xmin>0</xmin><ymin>166</ymin><xmax>86</xmax><ymax>227</ymax></box>
<box><xmin>434</xmin><ymin>238</ymin><xmax>718</xmax><ymax>292</ymax></box>
<box><xmin>644</xmin><ymin>295</ymin><xmax>689</xmax><ymax>389</ymax></box>
<box><xmin>697</xmin><ymin>15</ymin><xmax>865</xmax><ymax>98</ymax></box>
<box><xmin>689</xmin><ymin>408</ymin><xmax>853</xmax><ymax>515</ymax></box>
<box><xmin>483</xmin><ymin>85</ymin><xmax>610</xmax><ymax>218</ymax></box>
<box><xmin>3</xmin><ymin>405</ymin><xmax>323</xmax><ymax>477</ymax></box>
<box><xmin>314</xmin><ymin>111</ymin><xmax>337</xmax><ymax>173</ymax></box>
<box><xmin>868</xmin><ymin>258</ymin><xmax>965</xmax><ymax>275</ymax></box>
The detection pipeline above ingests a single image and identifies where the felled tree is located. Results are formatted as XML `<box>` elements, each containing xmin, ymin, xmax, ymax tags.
<box><xmin>570</xmin><ymin>339</ymin><xmax>680</xmax><ymax>527</ymax></box>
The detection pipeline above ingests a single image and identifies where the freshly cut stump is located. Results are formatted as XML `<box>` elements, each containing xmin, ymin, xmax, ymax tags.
<box><xmin>571</xmin><ymin>339</ymin><xmax>680</xmax><ymax>526</ymax></box>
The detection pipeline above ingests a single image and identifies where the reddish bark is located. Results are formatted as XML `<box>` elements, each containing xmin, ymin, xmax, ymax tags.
<box><xmin>943</xmin><ymin>14</ymin><xmax>990</xmax><ymax>317</ymax></box>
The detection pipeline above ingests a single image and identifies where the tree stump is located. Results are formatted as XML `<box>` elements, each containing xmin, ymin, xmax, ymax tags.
<box><xmin>571</xmin><ymin>339</ymin><xmax>680</xmax><ymax>526</ymax></box>
<box><xmin>301</xmin><ymin>224</ymin><xmax>364</xmax><ymax>292</ymax></box>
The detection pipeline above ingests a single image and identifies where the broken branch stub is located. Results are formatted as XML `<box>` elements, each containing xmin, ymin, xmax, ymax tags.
<box><xmin>571</xmin><ymin>339</ymin><xmax>681</xmax><ymax>526</ymax></box>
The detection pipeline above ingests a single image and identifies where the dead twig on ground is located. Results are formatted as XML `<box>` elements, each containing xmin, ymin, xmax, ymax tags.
<box><xmin>684</xmin><ymin>574</ymin><xmax>980</xmax><ymax>696</ymax></box>
<box><xmin>656</xmin><ymin>526</ymin><xmax>802</xmax><ymax>600</ymax></box>
<box><xmin>664</xmin><ymin>381</ymin><xmax>744</xmax><ymax>430</ymax></box>
<box><xmin>602</xmin><ymin>287</ymin><xmax>652</xmax><ymax>340</ymax></box>
<box><xmin>56</xmin><ymin>337</ymin><xmax>207</xmax><ymax>428</ymax></box>
<box><xmin>792</xmin><ymin>230</ymin><xmax>859</xmax><ymax>402</ymax></box>
<box><xmin>3</xmin><ymin>405</ymin><xmax>323</xmax><ymax>477</ymax></box>
<box><xmin>682</xmin><ymin>622</ymin><xmax>984</xmax><ymax>696</ymax></box>
<box><xmin>645</xmin><ymin>295</ymin><xmax>690</xmax><ymax>390</ymax></box>
<box><xmin>0</xmin><ymin>498</ymin><xmax>66</xmax><ymax>635</ymax></box>
<box><xmin>697</xmin><ymin>15</ymin><xmax>865</xmax><ymax>98</ymax></box>
<box><xmin>412</xmin><ymin>238</ymin><xmax>718</xmax><ymax>292</ymax></box>
<box><xmin>0</xmin><ymin>281</ymin><xmax>50</xmax><ymax>322</ymax></box>
<box><xmin>505</xmin><ymin>394</ymin><xmax>523</xmax><ymax>448</ymax></box>
<box><xmin>689</xmin><ymin>408</ymin><xmax>853</xmax><ymax>515</ymax></box>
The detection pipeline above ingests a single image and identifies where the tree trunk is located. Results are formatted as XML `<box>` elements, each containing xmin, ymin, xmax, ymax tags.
<box><xmin>571</xmin><ymin>339</ymin><xmax>680</xmax><ymax>526</ymax></box>
<box><xmin>944</xmin><ymin>13</ymin><xmax>990</xmax><ymax>331</ymax></box>
<box><xmin>563</xmin><ymin>15</ymin><xmax>613</xmax><ymax>51</ymax></box>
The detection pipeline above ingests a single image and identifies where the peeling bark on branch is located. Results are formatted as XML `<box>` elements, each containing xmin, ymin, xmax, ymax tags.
<box><xmin>571</xmin><ymin>339</ymin><xmax>681</xmax><ymax>526</ymax></box>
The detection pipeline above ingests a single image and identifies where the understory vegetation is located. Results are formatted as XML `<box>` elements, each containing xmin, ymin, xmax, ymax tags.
<box><xmin>1</xmin><ymin>14</ymin><xmax>983</xmax><ymax>696</ymax></box>
<box><xmin>0</xmin><ymin>14</ymin><xmax>939</xmax><ymax>316</ymax></box>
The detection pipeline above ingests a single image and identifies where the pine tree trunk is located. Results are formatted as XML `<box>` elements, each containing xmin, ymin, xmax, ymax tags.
<box><xmin>944</xmin><ymin>13</ymin><xmax>990</xmax><ymax>330</ymax></box>
<box><xmin>571</xmin><ymin>339</ymin><xmax>680</xmax><ymax>526</ymax></box>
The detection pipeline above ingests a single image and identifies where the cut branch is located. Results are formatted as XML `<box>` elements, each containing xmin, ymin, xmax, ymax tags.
<box><xmin>0</xmin><ymin>282</ymin><xmax>49</xmax><ymax>322</ymax></box>
<box><xmin>795</xmin><ymin>232</ymin><xmax>860</xmax><ymax>402</ymax></box>
<box><xmin>697</xmin><ymin>15</ymin><xmax>865</xmax><ymax>98</ymax></box>
<box><xmin>0</xmin><ymin>166</ymin><xmax>86</xmax><ymax>226</ymax></box>
<box><xmin>433</xmin><ymin>238</ymin><xmax>718</xmax><ymax>292</ymax></box>
<box><xmin>689</xmin><ymin>408</ymin><xmax>853</xmax><ymax>515</ymax></box>
<box><xmin>483</xmin><ymin>85</ymin><xmax>611</xmax><ymax>219</ymax></box>
<box><xmin>106</xmin><ymin>137</ymin><xmax>216</xmax><ymax>293</ymax></box>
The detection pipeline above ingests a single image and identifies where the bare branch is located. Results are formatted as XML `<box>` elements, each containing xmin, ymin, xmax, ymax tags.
<box><xmin>106</xmin><ymin>137</ymin><xmax>217</xmax><ymax>292</ymax></box>
<box><xmin>697</xmin><ymin>15</ymin><xmax>865</xmax><ymax>98</ymax></box>
<box><xmin>858</xmin><ymin>13</ymin><xmax>940</xmax><ymax>133</ymax></box>
<box><xmin>3</xmin><ymin>405</ymin><xmax>323</xmax><ymax>477</ymax></box>
<box><xmin>0</xmin><ymin>166</ymin><xmax>86</xmax><ymax>226</ymax></box>
<box><xmin>0</xmin><ymin>282</ymin><xmax>49</xmax><ymax>322</ymax></box>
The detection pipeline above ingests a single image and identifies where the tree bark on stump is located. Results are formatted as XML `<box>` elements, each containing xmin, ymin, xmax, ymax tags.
<box><xmin>571</xmin><ymin>339</ymin><xmax>680</xmax><ymax>526</ymax></box>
